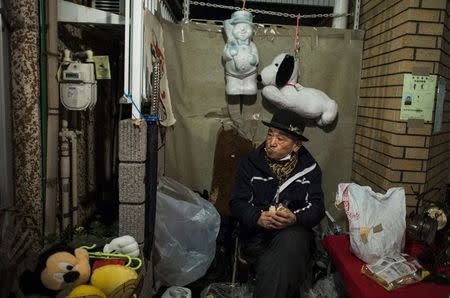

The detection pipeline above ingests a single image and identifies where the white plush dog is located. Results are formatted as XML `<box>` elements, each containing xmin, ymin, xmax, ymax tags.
<box><xmin>261</xmin><ymin>53</ymin><xmax>338</xmax><ymax>126</ymax></box>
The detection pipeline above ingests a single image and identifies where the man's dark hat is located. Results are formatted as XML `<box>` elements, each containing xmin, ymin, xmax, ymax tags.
<box><xmin>262</xmin><ymin>109</ymin><xmax>309</xmax><ymax>142</ymax></box>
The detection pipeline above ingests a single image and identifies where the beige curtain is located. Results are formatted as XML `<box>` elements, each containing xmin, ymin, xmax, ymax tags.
<box><xmin>161</xmin><ymin>20</ymin><xmax>363</xmax><ymax>222</ymax></box>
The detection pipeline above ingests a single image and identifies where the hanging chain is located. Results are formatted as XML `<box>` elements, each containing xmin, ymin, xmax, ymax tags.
<box><xmin>190</xmin><ymin>1</ymin><xmax>353</xmax><ymax>19</ymax></box>
<box><xmin>353</xmin><ymin>0</ymin><xmax>361</xmax><ymax>30</ymax></box>
<box><xmin>151</xmin><ymin>61</ymin><xmax>160</xmax><ymax>117</ymax></box>
<box><xmin>183</xmin><ymin>0</ymin><xmax>190</xmax><ymax>21</ymax></box>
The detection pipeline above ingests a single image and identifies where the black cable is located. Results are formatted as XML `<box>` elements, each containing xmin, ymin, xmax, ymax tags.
<box><xmin>412</xmin><ymin>186</ymin><xmax>443</xmax><ymax>214</ymax></box>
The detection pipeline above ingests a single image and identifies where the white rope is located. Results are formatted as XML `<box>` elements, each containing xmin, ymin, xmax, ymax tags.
<box><xmin>190</xmin><ymin>1</ymin><xmax>353</xmax><ymax>20</ymax></box>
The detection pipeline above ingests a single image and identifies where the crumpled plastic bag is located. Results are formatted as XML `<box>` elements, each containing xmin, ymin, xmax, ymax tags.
<box><xmin>336</xmin><ymin>183</ymin><xmax>406</xmax><ymax>264</ymax></box>
<box><xmin>304</xmin><ymin>274</ymin><xmax>343</xmax><ymax>298</ymax></box>
<box><xmin>361</xmin><ymin>254</ymin><xmax>428</xmax><ymax>291</ymax></box>
<box><xmin>154</xmin><ymin>176</ymin><xmax>220</xmax><ymax>286</ymax></box>
<box><xmin>200</xmin><ymin>283</ymin><xmax>252</xmax><ymax>298</ymax></box>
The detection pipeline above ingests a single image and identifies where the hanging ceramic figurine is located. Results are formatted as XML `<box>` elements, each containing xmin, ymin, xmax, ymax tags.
<box><xmin>223</xmin><ymin>10</ymin><xmax>259</xmax><ymax>95</ymax></box>
<box><xmin>261</xmin><ymin>53</ymin><xmax>338</xmax><ymax>126</ymax></box>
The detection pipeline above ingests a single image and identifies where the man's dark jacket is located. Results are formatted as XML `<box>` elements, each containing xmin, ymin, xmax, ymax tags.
<box><xmin>229</xmin><ymin>143</ymin><xmax>325</xmax><ymax>239</ymax></box>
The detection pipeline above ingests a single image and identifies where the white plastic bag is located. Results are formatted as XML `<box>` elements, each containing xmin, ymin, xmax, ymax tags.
<box><xmin>154</xmin><ymin>176</ymin><xmax>220</xmax><ymax>286</ymax></box>
<box><xmin>335</xmin><ymin>183</ymin><xmax>406</xmax><ymax>264</ymax></box>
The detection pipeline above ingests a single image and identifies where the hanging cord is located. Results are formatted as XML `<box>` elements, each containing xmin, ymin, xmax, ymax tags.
<box><xmin>294</xmin><ymin>14</ymin><xmax>300</xmax><ymax>59</ymax></box>
<box><xmin>122</xmin><ymin>92</ymin><xmax>146</xmax><ymax>120</ymax></box>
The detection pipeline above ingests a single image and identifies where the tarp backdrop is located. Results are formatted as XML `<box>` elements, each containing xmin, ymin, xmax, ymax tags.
<box><xmin>160</xmin><ymin>19</ymin><xmax>364</xmax><ymax>223</ymax></box>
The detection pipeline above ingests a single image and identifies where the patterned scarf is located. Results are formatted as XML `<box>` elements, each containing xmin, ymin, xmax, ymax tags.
<box><xmin>265</xmin><ymin>152</ymin><xmax>298</xmax><ymax>185</ymax></box>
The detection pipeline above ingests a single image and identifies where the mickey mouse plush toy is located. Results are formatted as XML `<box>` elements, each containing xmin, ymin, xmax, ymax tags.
<box><xmin>20</xmin><ymin>246</ymin><xmax>90</xmax><ymax>297</ymax></box>
<box><xmin>260</xmin><ymin>53</ymin><xmax>338</xmax><ymax>126</ymax></box>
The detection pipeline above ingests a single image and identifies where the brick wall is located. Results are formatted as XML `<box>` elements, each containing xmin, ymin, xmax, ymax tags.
<box><xmin>352</xmin><ymin>0</ymin><xmax>450</xmax><ymax>210</ymax></box>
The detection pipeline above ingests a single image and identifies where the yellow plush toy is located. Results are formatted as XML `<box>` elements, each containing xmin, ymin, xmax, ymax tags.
<box><xmin>40</xmin><ymin>248</ymin><xmax>91</xmax><ymax>291</ymax></box>
<box><xmin>68</xmin><ymin>285</ymin><xmax>106</xmax><ymax>298</ymax></box>
<box><xmin>20</xmin><ymin>247</ymin><xmax>91</xmax><ymax>298</ymax></box>
<box><xmin>91</xmin><ymin>264</ymin><xmax>138</xmax><ymax>297</ymax></box>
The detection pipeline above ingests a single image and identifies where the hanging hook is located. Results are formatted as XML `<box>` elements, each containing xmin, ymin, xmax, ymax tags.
<box><xmin>79</xmin><ymin>244</ymin><xmax>143</xmax><ymax>270</ymax></box>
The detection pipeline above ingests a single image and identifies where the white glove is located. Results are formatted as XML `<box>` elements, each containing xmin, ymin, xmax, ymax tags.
<box><xmin>103</xmin><ymin>235</ymin><xmax>140</xmax><ymax>257</ymax></box>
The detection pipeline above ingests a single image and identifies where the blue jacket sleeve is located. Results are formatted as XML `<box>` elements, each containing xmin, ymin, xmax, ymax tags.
<box><xmin>229</xmin><ymin>160</ymin><xmax>261</xmax><ymax>229</ymax></box>
<box><xmin>295</xmin><ymin>166</ymin><xmax>325</xmax><ymax>228</ymax></box>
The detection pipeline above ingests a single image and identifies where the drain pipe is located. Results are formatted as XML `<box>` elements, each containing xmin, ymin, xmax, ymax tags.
<box><xmin>332</xmin><ymin>0</ymin><xmax>349</xmax><ymax>29</ymax></box>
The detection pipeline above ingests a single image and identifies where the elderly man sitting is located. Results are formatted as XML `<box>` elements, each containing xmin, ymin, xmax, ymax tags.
<box><xmin>230</xmin><ymin>109</ymin><xmax>325</xmax><ymax>298</ymax></box>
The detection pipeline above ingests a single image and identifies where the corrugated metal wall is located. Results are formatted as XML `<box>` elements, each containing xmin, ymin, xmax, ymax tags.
<box><xmin>92</xmin><ymin>0</ymin><xmax>122</xmax><ymax>14</ymax></box>
<box><xmin>146</xmin><ymin>0</ymin><xmax>177</xmax><ymax>22</ymax></box>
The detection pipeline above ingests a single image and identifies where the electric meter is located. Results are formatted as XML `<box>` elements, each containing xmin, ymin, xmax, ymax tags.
<box><xmin>59</xmin><ymin>62</ymin><xmax>97</xmax><ymax>110</ymax></box>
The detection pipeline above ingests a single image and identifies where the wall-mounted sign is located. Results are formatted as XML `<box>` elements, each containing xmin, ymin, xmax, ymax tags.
<box><xmin>92</xmin><ymin>56</ymin><xmax>111</xmax><ymax>80</ymax></box>
<box><xmin>400</xmin><ymin>74</ymin><xmax>437</xmax><ymax>122</ymax></box>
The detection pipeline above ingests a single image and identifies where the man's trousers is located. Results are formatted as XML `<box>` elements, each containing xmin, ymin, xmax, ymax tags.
<box><xmin>241</xmin><ymin>225</ymin><xmax>312</xmax><ymax>298</ymax></box>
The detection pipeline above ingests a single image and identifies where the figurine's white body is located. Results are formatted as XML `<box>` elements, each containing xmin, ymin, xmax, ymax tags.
<box><xmin>223</xmin><ymin>11</ymin><xmax>259</xmax><ymax>95</ymax></box>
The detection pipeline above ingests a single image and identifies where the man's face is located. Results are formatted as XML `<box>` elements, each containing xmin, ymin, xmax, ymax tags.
<box><xmin>265</xmin><ymin>128</ymin><xmax>301</xmax><ymax>160</ymax></box>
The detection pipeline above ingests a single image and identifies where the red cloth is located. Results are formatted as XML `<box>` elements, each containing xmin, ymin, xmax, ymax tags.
<box><xmin>92</xmin><ymin>259</ymin><xmax>126</xmax><ymax>272</ymax></box>
<box><xmin>322</xmin><ymin>235</ymin><xmax>450</xmax><ymax>298</ymax></box>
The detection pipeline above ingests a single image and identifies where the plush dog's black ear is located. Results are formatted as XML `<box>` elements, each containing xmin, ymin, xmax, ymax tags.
<box><xmin>275</xmin><ymin>54</ymin><xmax>295</xmax><ymax>88</ymax></box>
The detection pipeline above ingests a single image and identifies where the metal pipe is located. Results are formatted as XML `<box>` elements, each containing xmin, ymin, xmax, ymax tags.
<box><xmin>144</xmin><ymin>61</ymin><xmax>160</xmax><ymax>261</ymax></box>
<box><xmin>332</xmin><ymin>0</ymin><xmax>348</xmax><ymax>29</ymax></box>
<box><xmin>39</xmin><ymin>0</ymin><xmax>48</xmax><ymax>232</ymax></box>
<box><xmin>130</xmin><ymin>0</ymin><xmax>143</xmax><ymax>119</ymax></box>
<box><xmin>60</xmin><ymin>120</ymin><xmax>71</xmax><ymax>229</ymax></box>
<box><xmin>59</xmin><ymin>119</ymin><xmax>80</xmax><ymax>228</ymax></box>
<box><xmin>44</xmin><ymin>0</ymin><xmax>60</xmax><ymax>236</ymax></box>
<box><xmin>69</xmin><ymin>130</ymin><xmax>79</xmax><ymax>227</ymax></box>
<box><xmin>0</xmin><ymin>0</ymin><xmax>14</xmax><ymax>209</ymax></box>
<box><xmin>124</xmin><ymin>0</ymin><xmax>130</xmax><ymax>96</ymax></box>
<box><xmin>87</xmin><ymin>111</ymin><xmax>96</xmax><ymax>196</ymax></box>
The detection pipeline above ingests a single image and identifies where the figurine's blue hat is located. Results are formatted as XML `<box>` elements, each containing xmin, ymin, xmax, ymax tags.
<box><xmin>229</xmin><ymin>10</ymin><xmax>255</xmax><ymax>26</ymax></box>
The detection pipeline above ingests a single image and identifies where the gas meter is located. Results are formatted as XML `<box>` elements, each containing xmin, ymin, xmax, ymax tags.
<box><xmin>59</xmin><ymin>61</ymin><xmax>97</xmax><ymax>110</ymax></box>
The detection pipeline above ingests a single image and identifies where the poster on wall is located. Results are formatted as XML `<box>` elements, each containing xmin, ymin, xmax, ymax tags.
<box><xmin>92</xmin><ymin>56</ymin><xmax>111</xmax><ymax>80</ymax></box>
<box><xmin>400</xmin><ymin>74</ymin><xmax>437</xmax><ymax>122</ymax></box>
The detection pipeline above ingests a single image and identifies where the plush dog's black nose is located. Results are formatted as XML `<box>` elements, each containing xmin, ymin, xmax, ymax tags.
<box><xmin>257</xmin><ymin>74</ymin><xmax>262</xmax><ymax>82</ymax></box>
<box><xmin>63</xmin><ymin>271</ymin><xmax>80</xmax><ymax>283</ymax></box>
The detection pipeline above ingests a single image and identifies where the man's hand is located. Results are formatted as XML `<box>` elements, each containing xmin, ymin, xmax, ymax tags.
<box><xmin>257</xmin><ymin>211</ymin><xmax>276</xmax><ymax>229</ymax></box>
<box><xmin>257</xmin><ymin>210</ymin><xmax>297</xmax><ymax>230</ymax></box>
<box><xmin>271</xmin><ymin>209</ymin><xmax>297</xmax><ymax>229</ymax></box>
